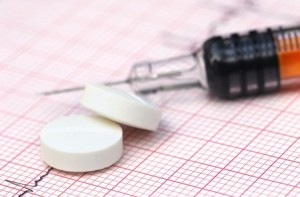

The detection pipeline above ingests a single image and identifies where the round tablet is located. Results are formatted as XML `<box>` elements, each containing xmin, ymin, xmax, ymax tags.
<box><xmin>81</xmin><ymin>84</ymin><xmax>162</xmax><ymax>131</ymax></box>
<box><xmin>40</xmin><ymin>115</ymin><xmax>123</xmax><ymax>172</ymax></box>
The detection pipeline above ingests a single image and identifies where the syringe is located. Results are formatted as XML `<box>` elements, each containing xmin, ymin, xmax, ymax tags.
<box><xmin>42</xmin><ymin>25</ymin><xmax>300</xmax><ymax>99</ymax></box>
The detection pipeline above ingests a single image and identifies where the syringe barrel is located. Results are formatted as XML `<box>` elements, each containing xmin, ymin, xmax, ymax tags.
<box><xmin>203</xmin><ymin>26</ymin><xmax>300</xmax><ymax>99</ymax></box>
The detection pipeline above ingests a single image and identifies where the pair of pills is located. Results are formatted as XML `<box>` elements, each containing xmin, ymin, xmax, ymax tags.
<box><xmin>40</xmin><ymin>84</ymin><xmax>162</xmax><ymax>172</ymax></box>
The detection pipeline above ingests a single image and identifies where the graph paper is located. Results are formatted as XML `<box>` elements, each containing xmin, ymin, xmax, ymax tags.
<box><xmin>0</xmin><ymin>0</ymin><xmax>300</xmax><ymax>196</ymax></box>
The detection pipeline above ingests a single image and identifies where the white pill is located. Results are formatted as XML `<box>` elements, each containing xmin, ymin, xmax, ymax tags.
<box><xmin>41</xmin><ymin>115</ymin><xmax>122</xmax><ymax>172</ymax></box>
<box><xmin>81</xmin><ymin>84</ymin><xmax>162</xmax><ymax>131</ymax></box>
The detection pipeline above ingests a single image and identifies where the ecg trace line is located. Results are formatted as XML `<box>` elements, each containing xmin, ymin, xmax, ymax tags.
<box><xmin>5</xmin><ymin>167</ymin><xmax>54</xmax><ymax>197</ymax></box>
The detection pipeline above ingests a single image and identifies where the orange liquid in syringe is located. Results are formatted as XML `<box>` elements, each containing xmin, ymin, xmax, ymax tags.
<box><xmin>278</xmin><ymin>36</ymin><xmax>300</xmax><ymax>79</ymax></box>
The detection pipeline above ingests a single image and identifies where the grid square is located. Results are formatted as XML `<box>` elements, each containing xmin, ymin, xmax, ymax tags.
<box><xmin>205</xmin><ymin>170</ymin><xmax>257</xmax><ymax>196</ymax></box>
<box><xmin>252</xmin><ymin>91</ymin><xmax>298</xmax><ymax>111</ymax></box>
<box><xmin>281</xmin><ymin>140</ymin><xmax>300</xmax><ymax>163</ymax></box>
<box><xmin>163</xmin><ymin>89</ymin><xmax>208</xmax><ymax>114</ymax></box>
<box><xmin>31</xmin><ymin>36</ymin><xmax>66</xmax><ymax>55</ymax></box>
<box><xmin>154</xmin><ymin>180</ymin><xmax>201</xmax><ymax>197</ymax></box>
<box><xmin>135</xmin><ymin>153</ymin><xmax>186</xmax><ymax>179</ymax></box>
<box><xmin>0</xmin><ymin>93</ymin><xmax>39</xmax><ymax>116</ymax></box>
<box><xmin>232</xmin><ymin>105</ymin><xmax>280</xmax><ymax>129</ymax></box>
<box><xmin>0</xmin><ymin>68</ymin><xmax>25</xmax><ymax>89</ymax></box>
<box><xmin>19</xmin><ymin>76</ymin><xmax>59</xmax><ymax>94</ymax></box>
<box><xmin>113</xmin><ymin>171</ymin><xmax>165</xmax><ymax>196</ymax></box>
<box><xmin>157</xmin><ymin>108</ymin><xmax>191</xmax><ymax>132</ymax></box>
<box><xmin>69</xmin><ymin>62</ymin><xmax>120</xmax><ymax>86</ymax></box>
<box><xmin>286</xmin><ymin>187</ymin><xmax>300</xmax><ymax>197</ymax></box>
<box><xmin>226</xmin><ymin>151</ymin><xmax>277</xmax><ymax>177</ymax></box>
<box><xmin>105</xmin><ymin>190</ymin><xmax>132</xmax><ymax>197</ymax></box>
<box><xmin>115</xmin><ymin>145</ymin><xmax>152</xmax><ymax>170</ymax></box>
<box><xmin>59</xmin><ymin>181</ymin><xmax>109</xmax><ymax>197</ymax></box>
<box><xmin>170</xmin><ymin>161</ymin><xmax>219</xmax><ymax>188</ymax></box>
<box><xmin>0</xmin><ymin>111</ymin><xmax>19</xmax><ymax>132</ymax></box>
<box><xmin>261</xmin><ymin>159</ymin><xmax>300</xmax><ymax>186</ymax></box>
<box><xmin>267</xmin><ymin>112</ymin><xmax>300</xmax><ymax>137</ymax></box>
<box><xmin>0</xmin><ymin>24</ymin><xmax>36</xmax><ymax>48</ymax></box>
<box><xmin>0</xmin><ymin>135</ymin><xmax>36</xmax><ymax>162</ymax></box>
<box><xmin>0</xmin><ymin>183</ymin><xmax>20</xmax><ymax>197</ymax></box>
<box><xmin>60</xmin><ymin>43</ymin><xmax>102</xmax><ymax>63</ymax></box>
<box><xmin>79</xmin><ymin>167</ymin><xmax>131</xmax><ymax>191</ymax></box>
<box><xmin>246</xmin><ymin>131</ymin><xmax>296</xmax><ymax>157</ymax></box>
<box><xmin>52</xmin><ymin>19</ymin><xmax>88</xmax><ymax>38</ymax></box>
<box><xmin>11</xmin><ymin>144</ymin><xmax>43</xmax><ymax>170</ymax></box>
<box><xmin>123</xmin><ymin>126</ymin><xmax>173</xmax><ymax>152</ymax></box>
<box><xmin>6</xmin><ymin>51</ymin><xmax>46</xmax><ymax>71</ymax></box>
<box><xmin>199</xmin><ymin>99</ymin><xmax>248</xmax><ymax>122</ymax></box>
<box><xmin>242</xmin><ymin>179</ymin><xmax>294</xmax><ymax>196</ymax></box>
<box><xmin>34</xmin><ymin>173</ymin><xmax>76</xmax><ymax>197</ymax></box>
<box><xmin>156</xmin><ymin>134</ymin><xmax>207</xmax><ymax>160</ymax></box>
<box><xmin>0</xmin><ymin>160</ymin><xmax>8</xmax><ymax>171</ymax></box>
<box><xmin>285</xmin><ymin>93</ymin><xmax>300</xmax><ymax>114</ymax></box>
<box><xmin>212</xmin><ymin>123</ymin><xmax>261</xmax><ymax>148</ymax></box>
<box><xmin>26</xmin><ymin>99</ymin><xmax>76</xmax><ymax>122</ymax></box>
<box><xmin>190</xmin><ymin>142</ymin><xmax>240</xmax><ymax>169</ymax></box>
<box><xmin>176</xmin><ymin>116</ymin><xmax>226</xmax><ymax>140</ymax></box>
<box><xmin>41</xmin><ymin>59</ymin><xmax>83</xmax><ymax>82</ymax></box>
<box><xmin>3</xmin><ymin>117</ymin><xmax>44</xmax><ymax>143</ymax></box>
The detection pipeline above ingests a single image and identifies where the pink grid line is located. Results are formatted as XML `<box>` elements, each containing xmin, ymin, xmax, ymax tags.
<box><xmin>196</xmin><ymin>94</ymin><xmax>300</xmax><ymax>195</ymax></box>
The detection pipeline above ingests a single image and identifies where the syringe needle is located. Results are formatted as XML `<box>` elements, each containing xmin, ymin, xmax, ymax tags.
<box><xmin>40</xmin><ymin>79</ymin><xmax>130</xmax><ymax>96</ymax></box>
<box><xmin>40</xmin><ymin>53</ymin><xmax>200</xmax><ymax>96</ymax></box>
<box><xmin>40</xmin><ymin>86</ymin><xmax>85</xmax><ymax>96</ymax></box>
<box><xmin>104</xmin><ymin>79</ymin><xmax>130</xmax><ymax>86</ymax></box>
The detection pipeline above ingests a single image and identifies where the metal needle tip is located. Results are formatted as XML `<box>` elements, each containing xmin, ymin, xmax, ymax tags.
<box><xmin>40</xmin><ymin>86</ymin><xmax>85</xmax><ymax>96</ymax></box>
<box><xmin>39</xmin><ymin>79</ymin><xmax>129</xmax><ymax>96</ymax></box>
